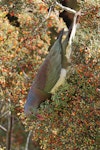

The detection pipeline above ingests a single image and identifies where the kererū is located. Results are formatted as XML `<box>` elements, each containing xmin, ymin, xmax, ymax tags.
<box><xmin>24</xmin><ymin>11</ymin><xmax>81</xmax><ymax>115</ymax></box>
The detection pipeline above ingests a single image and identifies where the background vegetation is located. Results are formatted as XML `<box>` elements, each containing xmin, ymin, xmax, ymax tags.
<box><xmin>0</xmin><ymin>0</ymin><xmax>100</xmax><ymax>150</ymax></box>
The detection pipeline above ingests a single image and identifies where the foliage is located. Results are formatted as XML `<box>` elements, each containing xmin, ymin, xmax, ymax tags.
<box><xmin>0</xmin><ymin>0</ymin><xmax>100</xmax><ymax>149</ymax></box>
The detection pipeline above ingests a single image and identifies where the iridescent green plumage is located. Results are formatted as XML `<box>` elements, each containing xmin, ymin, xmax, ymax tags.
<box><xmin>24</xmin><ymin>11</ymin><xmax>81</xmax><ymax>115</ymax></box>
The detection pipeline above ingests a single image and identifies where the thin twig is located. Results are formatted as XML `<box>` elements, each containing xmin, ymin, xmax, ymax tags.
<box><xmin>6</xmin><ymin>100</ymin><xmax>13</xmax><ymax>150</ymax></box>
<box><xmin>32</xmin><ymin>5</ymin><xmax>53</xmax><ymax>35</ymax></box>
<box><xmin>23</xmin><ymin>71</ymin><xmax>30</xmax><ymax>80</ymax></box>
<box><xmin>56</xmin><ymin>2</ymin><xmax>76</xmax><ymax>14</ymax></box>
<box><xmin>6</xmin><ymin>114</ymin><xmax>13</xmax><ymax>150</ymax></box>
<box><xmin>25</xmin><ymin>130</ymin><xmax>32</xmax><ymax>150</ymax></box>
<box><xmin>0</xmin><ymin>125</ymin><xmax>7</xmax><ymax>132</ymax></box>
<box><xmin>0</xmin><ymin>110</ymin><xmax>9</xmax><ymax>119</ymax></box>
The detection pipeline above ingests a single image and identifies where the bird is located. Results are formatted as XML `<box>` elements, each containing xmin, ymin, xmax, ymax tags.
<box><xmin>24</xmin><ymin>11</ymin><xmax>81</xmax><ymax>115</ymax></box>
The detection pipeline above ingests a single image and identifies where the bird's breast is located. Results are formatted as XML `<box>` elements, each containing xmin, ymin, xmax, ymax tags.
<box><xmin>50</xmin><ymin>68</ymin><xmax>67</xmax><ymax>94</ymax></box>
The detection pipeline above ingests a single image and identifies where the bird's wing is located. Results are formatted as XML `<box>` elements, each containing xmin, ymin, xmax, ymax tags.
<box><xmin>33</xmin><ymin>30</ymin><xmax>64</xmax><ymax>93</ymax></box>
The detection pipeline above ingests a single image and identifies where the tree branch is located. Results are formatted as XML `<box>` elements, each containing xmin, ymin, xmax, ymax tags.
<box><xmin>6</xmin><ymin>100</ymin><xmax>13</xmax><ymax>150</ymax></box>
<box><xmin>0</xmin><ymin>110</ymin><xmax>9</xmax><ymax>119</ymax></box>
<box><xmin>0</xmin><ymin>125</ymin><xmax>7</xmax><ymax>132</ymax></box>
<box><xmin>25</xmin><ymin>130</ymin><xmax>32</xmax><ymax>150</ymax></box>
<box><xmin>32</xmin><ymin>5</ymin><xmax>53</xmax><ymax>35</ymax></box>
<box><xmin>56</xmin><ymin>2</ymin><xmax>76</xmax><ymax>14</ymax></box>
<box><xmin>6</xmin><ymin>114</ymin><xmax>13</xmax><ymax>150</ymax></box>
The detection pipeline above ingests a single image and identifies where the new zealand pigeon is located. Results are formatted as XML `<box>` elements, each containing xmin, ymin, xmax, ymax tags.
<box><xmin>24</xmin><ymin>11</ymin><xmax>81</xmax><ymax>115</ymax></box>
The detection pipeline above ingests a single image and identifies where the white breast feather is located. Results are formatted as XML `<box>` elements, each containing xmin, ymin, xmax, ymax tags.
<box><xmin>50</xmin><ymin>68</ymin><xmax>67</xmax><ymax>94</ymax></box>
